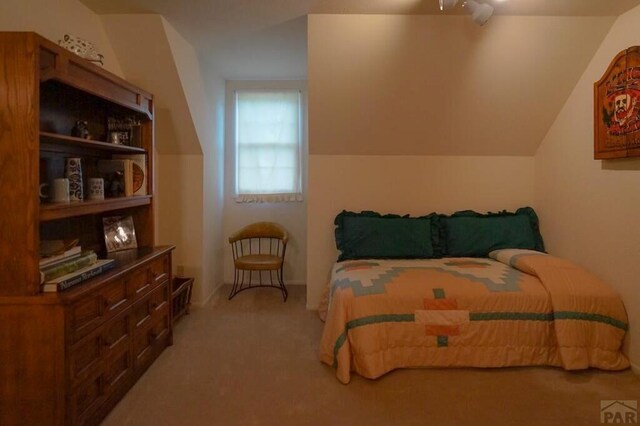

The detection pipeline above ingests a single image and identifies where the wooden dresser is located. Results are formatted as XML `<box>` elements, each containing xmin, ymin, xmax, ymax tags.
<box><xmin>0</xmin><ymin>32</ymin><xmax>174</xmax><ymax>425</ymax></box>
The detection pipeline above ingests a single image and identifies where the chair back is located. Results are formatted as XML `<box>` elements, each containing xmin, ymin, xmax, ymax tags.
<box><xmin>228</xmin><ymin>222</ymin><xmax>288</xmax><ymax>260</ymax></box>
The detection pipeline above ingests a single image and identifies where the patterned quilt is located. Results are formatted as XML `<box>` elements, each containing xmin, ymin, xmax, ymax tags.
<box><xmin>320</xmin><ymin>250</ymin><xmax>629</xmax><ymax>384</ymax></box>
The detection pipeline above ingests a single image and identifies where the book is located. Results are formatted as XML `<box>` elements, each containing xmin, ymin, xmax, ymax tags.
<box><xmin>42</xmin><ymin>259</ymin><xmax>115</xmax><ymax>292</ymax></box>
<box><xmin>98</xmin><ymin>159</ymin><xmax>133</xmax><ymax>197</ymax></box>
<box><xmin>113</xmin><ymin>154</ymin><xmax>147</xmax><ymax>196</ymax></box>
<box><xmin>40</xmin><ymin>251</ymin><xmax>97</xmax><ymax>282</ymax></box>
<box><xmin>39</xmin><ymin>245</ymin><xmax>82</xmax><ymax>268</ymax></box>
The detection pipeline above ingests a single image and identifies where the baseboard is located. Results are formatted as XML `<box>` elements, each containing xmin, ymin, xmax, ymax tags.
<box><xmin>193</xmin><ymin>284</ymin><xmax>224</xmax><ymax>307</ymax></box>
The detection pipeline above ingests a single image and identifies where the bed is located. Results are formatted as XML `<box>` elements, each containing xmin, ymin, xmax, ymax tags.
<box><xmin>319</xmin><ymin>209</ymin><xmax>629</xmax><ymax>384</ymax></box>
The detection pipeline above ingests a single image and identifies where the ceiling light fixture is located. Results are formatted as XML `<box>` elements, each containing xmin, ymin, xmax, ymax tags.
<box><xmin>462</xmin><ymin>0</ymin><xmax>495</xmax><ymax>26</ymax></box>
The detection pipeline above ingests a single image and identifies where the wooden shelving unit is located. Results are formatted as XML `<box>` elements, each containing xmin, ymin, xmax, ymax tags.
<box><xmin>40</xmin><ymin>131</ymin><xmax>147</xmax><ymax>154</ymax></box>
<box><xmin>0</xmin><ymin>32</ymin><xmax>174</xmax><ymax>426</ymax></box>
<box><xmin>40</xmin><ymin>195</ymin><xmax>152</xmax><ymax>221</ymax></box>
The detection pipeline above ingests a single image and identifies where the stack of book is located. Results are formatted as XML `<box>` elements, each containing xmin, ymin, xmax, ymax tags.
<box><xmin>39</xmin><ymin>245</ymin><xmax>115</xmax><ymax>292</ymax></box>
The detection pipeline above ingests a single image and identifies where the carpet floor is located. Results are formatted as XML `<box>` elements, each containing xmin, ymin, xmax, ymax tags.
<box><xmin>102</xmin><ymin>285</ymin><xmax>640</xmax><ymax>426</ymax></box>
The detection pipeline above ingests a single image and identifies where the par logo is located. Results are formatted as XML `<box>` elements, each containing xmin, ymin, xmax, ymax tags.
<box><xmin>601</xmin><ymin>400</ymin><xmax>638</xmax><ymax>424</ymax></box>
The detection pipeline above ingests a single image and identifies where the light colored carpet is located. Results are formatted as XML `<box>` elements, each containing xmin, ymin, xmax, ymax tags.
<box><xmin>102</xmin><ymin>285</ymin><xmax>640</xmax><ymax>426</ymax></box>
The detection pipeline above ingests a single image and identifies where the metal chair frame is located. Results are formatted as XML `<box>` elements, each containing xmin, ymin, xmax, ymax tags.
<box><xmin>228</xmin><ymin>223</ymin><xmax>288</xmax><ymax>301</ymax></box>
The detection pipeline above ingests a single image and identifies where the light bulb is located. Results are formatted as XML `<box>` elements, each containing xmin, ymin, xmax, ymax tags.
<box><xmin>439</xmin><ymin>0</ymin><xmax>459</xmax><ymax>11</ymax></box>
<box><xmin>463</xmin><ymin>0</ymin><xmax>494</xmax><ymax>25</ymax></box>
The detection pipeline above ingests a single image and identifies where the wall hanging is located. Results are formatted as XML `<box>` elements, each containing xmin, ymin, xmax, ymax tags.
<box><xmin>594</xmin><ymin>46</ymin><xmax>640</xmax><ymax>159</ymax></box>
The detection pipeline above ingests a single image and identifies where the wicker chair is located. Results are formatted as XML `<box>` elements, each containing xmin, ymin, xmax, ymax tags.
<box><xmin>228</xmin><ymin>222</ymin><xmax>288</xmax><ymax>301</ymax></box>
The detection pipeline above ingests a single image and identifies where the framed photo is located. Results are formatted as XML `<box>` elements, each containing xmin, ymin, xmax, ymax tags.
<box><xmin>103</xmin><ymin>215</ymin><xmax>138</xmax><ymax>252</ymax></box>
<box><xmin>108</xmin><ymin>130</ymin><xmax>130</xmax><ymax>145</ymax></box>
<box><xmin>594</xmin><ymin>46</ymin><xmax>640</xmax><ymax>159</ymax></box>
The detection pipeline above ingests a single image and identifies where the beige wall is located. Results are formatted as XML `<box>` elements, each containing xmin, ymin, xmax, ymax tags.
<box><xmin>163</xmin><ymin>21</ymin><xmax>226</xmax><ymax>302</ymax></box>
<box><xmin>223</xmin><ymin>80</ymin><xmax>308</xmax><ymax>286</ymax></box>
<box><xmin>0</xmin><ymin>0</ymin><xmax>122</xmax><ymax>75</ymax></box>
<box><xmin>155</xmin><ymin>154</ymin><xmax>205</xmax><ymax>298</ymax></box>
<box><xmin>534</xmin><ymin>5</ymin><xmax>640</xmax><ymax>369</ymax></box>
<box><xmin>306</xmin><ymin>155</ymin><xmax>534</xmax><ymax>308</ymax></box>
<box><xmin>308</xmin><ymin>14</ymin><xmax>613</xmax><ymax>156</ymax></box>
<box><xmin>100</xmin><ymin>14</ymin><xmax>202</xmax><ymax>156</ymax></box>
<box><xmin>100</xmin><ymin>15</ymin><xmax>210</xmax><ymax>302</ymax></box>
<box><xmin>99</xmin><ymin>14</ymin><xmax>226</xmax><ymax>304</ymax></box>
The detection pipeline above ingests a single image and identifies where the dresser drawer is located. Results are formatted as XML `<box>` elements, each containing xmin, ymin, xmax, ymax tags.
<box><xmin>149</xmin><ymin>280</ymin><xmax>170</xmax><ymax>314</ymax></box>
<box><xmin>69</xmin><ymin>334</ymin><xmax>102</xmax><ymax>386</ymax></box>
<box><xmin>149</xmin><ymin>255</ymin><xmax>170</xmax><ymax>285</ymax></box>
<box><xmin>101</xmin><ymin>278</ymin><xmax>130</xmax><ymax>319</ymax></box>
<box><xmin>132</xmin><ymin>280</ymin><xmax>170</xmax><ymax>329</ymax></box>
<box><xmin>70</xmin><ymin>278</ymin><xmax>130</xmax><ymax>343</ymax></box>
<box><xmin>128</xmin><ymin>266</ymin><xmax>153</xmax><ymax>300</ymax></box>
<box><xmin>133</xmin><ymin>308</ymin><xmax>170</xmax><ymax>369</ymax></box>
<box><xmin>70</xmin><ymin>311</ymin><xmax>131</xmax><ymax>388</ymax></box>
<box><xmin>103</xmin><ymin>345</ymin><xmax>133</xmax><ymax>397</ymax></box>
<box><xmin>70</xmin><ymin>369</ymin><xmax>105</xmax><ymax>426</ymax></box>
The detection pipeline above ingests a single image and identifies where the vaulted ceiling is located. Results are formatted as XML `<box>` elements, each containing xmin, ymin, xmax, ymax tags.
<box><xmin>81</xmin><ymin>0</ymin><xmax>640</xmax><ymax>79</ymax></box>
<box><xmin>81</xmin><ymin>0</ymin><xmax>640</xmax><ymax>155</ymax></box>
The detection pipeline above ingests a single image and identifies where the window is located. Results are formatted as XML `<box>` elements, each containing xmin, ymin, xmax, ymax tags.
<box><xmin>235</xmin><ymin>90</ymin><xmax>302</xmax><ymax>202</ymax></box>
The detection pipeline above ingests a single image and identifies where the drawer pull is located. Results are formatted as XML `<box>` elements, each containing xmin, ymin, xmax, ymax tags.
<box><xmin>136</xmin><ymin>283</ymin><xmax>151</xmax><ymax>294</ymax></box>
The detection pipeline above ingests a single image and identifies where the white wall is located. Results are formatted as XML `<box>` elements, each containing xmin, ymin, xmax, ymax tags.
<box><xmin>534</xmin><ymin>4</ymin><xmax>640</xmax><ymax>369</ymax></box>
<box><xmin>202</xmin><ymin>62</ymin><xmax>226</xmax><ymax>302</ymax></box>
<box><xmin>223</xmin><ymin>80</ymin><xmax>308</xmax><ymax>287</ymax></box>
<box><xmin>306</xmin><ymin>155</ymin><xmax>535</xmax><ymax>308</ymax></box>
<box><xmin>0</xmin><ymin>0</ymin><xmax>122</xmax><ymax>76</ymax></box>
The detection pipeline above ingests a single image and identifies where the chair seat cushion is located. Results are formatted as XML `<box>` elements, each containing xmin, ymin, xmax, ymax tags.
<box><xmin>235</xmin><ymin>254</ymin><xmax>283</xmax><ymax>271</ymax></box>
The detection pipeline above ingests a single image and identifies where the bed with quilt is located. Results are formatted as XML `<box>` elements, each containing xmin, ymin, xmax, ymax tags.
<box><xmin>319</xmin><ymin>208</ymin><xmax>629</xmax><ymax>384</ymax></box>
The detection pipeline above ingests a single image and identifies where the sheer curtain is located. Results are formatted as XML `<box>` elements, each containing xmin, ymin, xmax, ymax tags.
<box><xmin>235</xmin><ymin>90</ymin><xmax>302</xmax><ymax>203</ymax></box>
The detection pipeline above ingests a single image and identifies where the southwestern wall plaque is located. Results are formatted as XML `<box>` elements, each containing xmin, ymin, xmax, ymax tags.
<box><xmin>594</xmin><ymin>46</ymin><xmax>640</xmax><ymax>159</ymax></box>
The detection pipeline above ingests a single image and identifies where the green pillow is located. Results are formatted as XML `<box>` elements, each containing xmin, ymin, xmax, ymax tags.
<box><xmin>440</xmin><ymin>207</ymin><xmax>545</xmax><ymax>257</ymax></box>
<box><xmin>335</xmin><ymin>211</ymin><xmax>440</xmax><ymax>261</ymax></box>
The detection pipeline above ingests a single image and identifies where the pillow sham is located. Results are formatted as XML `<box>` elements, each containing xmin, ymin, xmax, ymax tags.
<box><xmin>488</xmin><ymin>248</ymin><xmax>547</xmax><ymax>265</ymax></box>
<box><xmin>440</xmin><ymin>207</ymin><xmax>545</xmax><ymax>257</ymax></box>
<box><xmin>334</xmin><ymin>210</ymin><xmax>440</xmax><ymax>261</ymax></box>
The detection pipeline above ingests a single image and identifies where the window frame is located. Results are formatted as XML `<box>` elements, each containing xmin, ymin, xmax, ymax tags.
<box><xmin>226</xmin><ymin>81</ymin><xmax>307</xmax><ymax>204</ymax></box>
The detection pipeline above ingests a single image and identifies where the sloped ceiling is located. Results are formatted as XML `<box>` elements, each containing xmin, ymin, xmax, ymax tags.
<box><xmin>308</xmin><ymin>14</ymin><xmax>617</xmax><ymax>155</ymax></box>
<box><xmin>80</xmin><ymin>0</ymin><xmax>640</xmax><ymax>79</ymax></box>
<box><xmin>100</xmin><ymin>14</ymin><xmax>202</xmax><ymax>155</ymax></box>
<box><xmin>82</xmin><ymin>0</ymin><xmax>639</xmax><ymax>155</ymax></box>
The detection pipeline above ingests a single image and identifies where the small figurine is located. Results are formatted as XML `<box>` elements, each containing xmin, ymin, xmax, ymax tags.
<box><xmin>71</xmin><ymin>120</ymin><xmax>91</xmax><ymax>139</ymax></box>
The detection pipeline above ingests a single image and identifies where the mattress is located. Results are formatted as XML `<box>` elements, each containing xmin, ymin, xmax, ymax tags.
<box><xmin>319</xmin><ymin>250</ymin><xmax>629</xmax><ymax>383</ymax></box>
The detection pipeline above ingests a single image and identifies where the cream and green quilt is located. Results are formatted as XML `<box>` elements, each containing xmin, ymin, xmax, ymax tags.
<box><xmin>320</xmin><ymin>249</ymin><xmax>629</xmax><ymax>384</ymax></box>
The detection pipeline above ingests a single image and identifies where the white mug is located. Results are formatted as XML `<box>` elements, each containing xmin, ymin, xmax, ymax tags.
<box><xmin>40</xmin><ymin>178</ymin><xmax>70</xmax><ymax>203</ymax></box>
<box><xmin>88</xmin><ymin>178</ymin><xmax>104</xmax><ymax>201</ymax></box>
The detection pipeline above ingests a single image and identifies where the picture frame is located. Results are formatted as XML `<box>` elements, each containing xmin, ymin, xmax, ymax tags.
<box><xmin>107</xmin><ymin>116</ymin><xmax>142</xmax><ymax>147</ymax></box>
<box><xmin>108</xmin><ymin>130</ymin><xmax>130</xmax><ymax>145</ymax></box>
<box><xmin>103</xmin><ymin>215</ymin><xmax>138</xmax><ymax>252</ymax></box>
<box><xmin>594</xmin><ymin>46</ymin><xmax>640</xmax><ymax>159</ymax></box>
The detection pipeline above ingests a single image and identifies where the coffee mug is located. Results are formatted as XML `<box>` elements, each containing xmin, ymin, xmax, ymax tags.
<box><xmin>88</xmin><ymin>178</ymin><xmax>105</xmax><ymax>201</ymax></box>
<box><xmin>40</xmin><ymin>178</ymin><xmax>70</xmax><ymax>203</ymax></box>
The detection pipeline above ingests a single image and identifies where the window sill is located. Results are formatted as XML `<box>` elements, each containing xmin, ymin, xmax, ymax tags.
<box><xmin>234</xmin><ymin>193</ymin><xmax>304</xmax><ymax>203</ymax></box>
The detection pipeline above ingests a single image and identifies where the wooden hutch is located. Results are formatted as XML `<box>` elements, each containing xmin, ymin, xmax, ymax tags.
<box><xmin>0</xmin><ymin>33</ymin><xmax>174</xmax><ymax>425</ymax></box>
